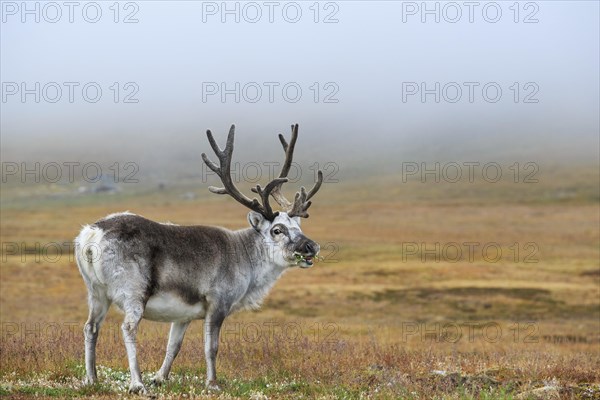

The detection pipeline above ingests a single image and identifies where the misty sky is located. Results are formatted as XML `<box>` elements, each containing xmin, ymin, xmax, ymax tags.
<box><xmin>1</xmin><ymin>1</ymin><xmax>599</xmax><ymax>177</ymax></box>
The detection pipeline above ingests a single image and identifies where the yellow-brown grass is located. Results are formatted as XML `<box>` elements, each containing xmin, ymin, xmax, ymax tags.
<box><xmin>1</xmin><ymin>166</ymin><xmax>599</xmax><ymax>398</ymax></box>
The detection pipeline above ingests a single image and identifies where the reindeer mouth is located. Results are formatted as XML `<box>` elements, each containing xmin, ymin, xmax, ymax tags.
<box><xmin>294</xmin><ymin>252</ymin><xmax>315</xmax><ymax>268</ymax></box>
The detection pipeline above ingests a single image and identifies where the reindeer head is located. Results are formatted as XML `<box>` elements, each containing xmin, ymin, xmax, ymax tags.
<box><xmin>202</xmin><ymin>124</ymin><xmax>322</xmax><ymax>268</ymax></box>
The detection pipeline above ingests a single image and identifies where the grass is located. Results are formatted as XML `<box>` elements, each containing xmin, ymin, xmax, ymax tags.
<box><xmin>0</xmin><ymin>164</ymin><xmax>599</xmax><ymax>398</ymax></box>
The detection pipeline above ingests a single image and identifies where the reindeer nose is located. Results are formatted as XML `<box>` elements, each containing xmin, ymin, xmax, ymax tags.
<box><xmin>303</xmin><ymin>240</ymin><xmax>319</xmax><ymax>255</ymax></box>
<box><xmin>295</xmin><ymin>236</ymin><xmax>319</xmax><ymax>256</ymax></box>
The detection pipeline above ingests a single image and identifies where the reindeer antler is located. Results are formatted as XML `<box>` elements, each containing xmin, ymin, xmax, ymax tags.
<box><xmin>269</xmin><ymin>124</ymin><xmax>323</xmax><ymax>218</ymax></box>
<box><xmin>202</xmin><ymin>125</ymin><xmax>286</xmax><ymax>220</ymax></box>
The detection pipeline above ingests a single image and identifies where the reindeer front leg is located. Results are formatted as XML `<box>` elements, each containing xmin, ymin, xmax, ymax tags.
<box><xmin>153</xmin><ymin>321</ymin><xmax>191</xmax><ymax>385</ymax></box>
<box><xmin>204</xmin><ymin>308</ymin><xmax>227</xmax><ymax>390</ymax></box>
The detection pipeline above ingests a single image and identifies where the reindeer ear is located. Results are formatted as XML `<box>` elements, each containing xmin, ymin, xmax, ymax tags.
<box><xmin>248</xmin><ymin>211</ymin><xmax>269</xmax><ymax>232</ymax></box>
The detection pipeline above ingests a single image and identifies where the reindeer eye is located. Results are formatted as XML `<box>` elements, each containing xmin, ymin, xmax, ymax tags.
<box><xmin>272</xmin><ymin>228</ymin><xmax>282</xmax><ymax>235</ymax></box>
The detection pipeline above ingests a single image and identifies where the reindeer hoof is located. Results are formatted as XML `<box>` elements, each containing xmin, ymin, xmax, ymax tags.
<box><xmin>82</xmin><ymin>376</ymin><xmax>98</xmax><ymax>386</ymax></box>
<box><xmin>128</xmin><ymin>382</ymin><xmax>148</xmax><ymax>395</ymax></box>
<box><xmin>205</xmin><ymin>380</ymin><xmax>221</xmax><ymax>391</ymax></box>
<box><xmin>150</xmin><ymin>375</ymin><xmax>165</xmax><ymax>386</ymax></box>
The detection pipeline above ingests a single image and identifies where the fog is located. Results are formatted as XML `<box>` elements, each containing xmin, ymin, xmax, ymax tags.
<box><xmin>2</xmin><ymin>1</ymin><xmax>599</xmax><ymax>180</ymax></box>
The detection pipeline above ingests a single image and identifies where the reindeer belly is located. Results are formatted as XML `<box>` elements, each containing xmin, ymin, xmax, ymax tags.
<box><xmin>143</xmin><ymin>292</ymin><xmax>206</xmax><ymax>322</ymax></box>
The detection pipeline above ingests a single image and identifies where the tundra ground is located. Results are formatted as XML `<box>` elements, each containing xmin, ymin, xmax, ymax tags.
<box><xmin>1</xmin><ymin>165</ymin><xmax>598</xmax><ymax>399</ymax></box>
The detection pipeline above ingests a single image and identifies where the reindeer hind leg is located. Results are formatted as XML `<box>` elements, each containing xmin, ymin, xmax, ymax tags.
<box><xmin>120</xmin><ymin>298</ymin><xmax>147</xmax><ymax>394</ymax></box>
<box><xmin>83</xmin><ymin>289</ymin><xmax>111</xmax><ymax>385</ymax></box>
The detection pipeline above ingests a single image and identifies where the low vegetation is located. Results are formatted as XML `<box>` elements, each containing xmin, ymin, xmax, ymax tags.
<box><xmin>1</xmin><ymin>165</ymin><xmax>598</xmax><ymax>398</ymax></box>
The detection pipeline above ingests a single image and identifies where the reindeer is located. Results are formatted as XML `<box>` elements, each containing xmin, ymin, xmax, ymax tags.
<box><xmin>74</xmin><ymin>124</ymin><xmax>322</xmax><ymax>394</ymax></box>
